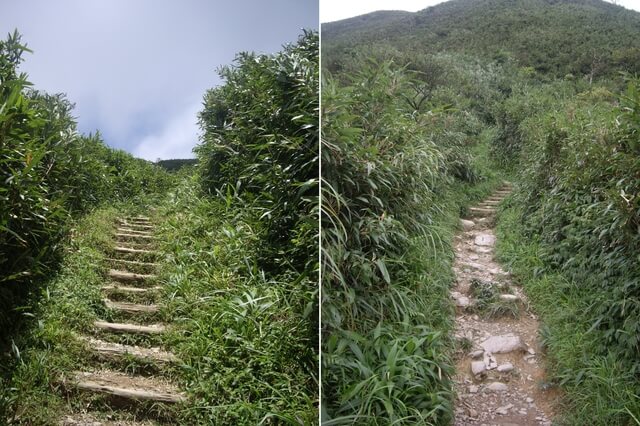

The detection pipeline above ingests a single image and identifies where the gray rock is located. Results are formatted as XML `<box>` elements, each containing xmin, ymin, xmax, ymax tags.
<box><xmin>499</xmin><ymin>294</ymin><xmax>519</xmax><ymax>302</ymax></box>
<box><xmin>460</xmin><ymin>219</ymin><xmax>475</xmax><ymax>230</ymax></box>
<box><xmin>497</xmin><ymin>362</ymin><xmax>514</xmax><ymax>373</ymax></box>
<box><xmin>471</xmin><ymin>360</ymin><xmax>486</xmax><ymax>375</ymax></box>
<box><xmin>474</xmin><ymin>233</ymin><xmax>496</xmax><ymax>247</ymax></box>
<box><xmin>456</xmin><ymin>296</ymin><xmax>470</xmax><ymax>307</ymax></box>
<box><xmin>526</xmin><ymin>397</ymin><xmax>534</xmax><ymax>403</ymax></box>
<box><xmin>480</xmin><ymin>335</ymin><xmax>526</xmax><ymax>354</ymax></box>
<box><xmin>468</xmin><ymin>408</ymin><xmax>479</xmax><ymax>418</ymax></box>
<box><xmin>486</xmin><ymin>382</ymin><xmax>508</xmax><ymax>392</ymax></box>
<box><xmin>469</xmin><ymin>349</ymin><xmax>484</xmax><ymax>359</ymax></box>
<box><xmin>468</xmin><ymin>385</ymin><xmax>479</xmax><ymax>394</ymax></box>
<box><xmin>496</xmin><ymin>403</ymin><xmax>513</xmax><ymax>415</ymax></box>
<box><xmin>451</xmin><ymin>291</ymin><xmax>471</xmax><ymax>307</ymax></box>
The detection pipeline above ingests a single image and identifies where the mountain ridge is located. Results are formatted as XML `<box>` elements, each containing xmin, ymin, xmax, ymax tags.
<box><xmin>322</xmin><ymin>0</ymin><xmax>640</xmax><ymax>77</ymax></box>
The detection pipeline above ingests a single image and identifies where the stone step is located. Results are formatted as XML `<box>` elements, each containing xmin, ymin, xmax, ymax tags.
<box><xmin>108</xmin><ymin>269</ymin><xmax>156</xmax><ymax>283</ymax></box>
<box><xmin>460</xmin><ymin>219</ymin><xmax>475</xmax><ymax>230</ymax></box>
<box><xmin>118</xmin><ymin>221</ymin><xmax>154</xmax><ymax>230</ymax></box>
<box><xmin>113</xmin><ymin>247</ymin><xmax>158</xmax><ymax>255</ymax></box>
<box><xmin>104</xmin><ymin>299</ymin><xmax>159</xmax><ymax>314</ymax></box>
<box><xmin>115</xmin><ymin>233</ymin><xmax>155</xmax><ymax>240</ymax></box>
<box><xmin>102</xmin><ymin>284</ymin><xmax>162</xmax><ymax>294</ymax></box>
<box><xmin>469</xmin><ymin>207</ymin><xmax>496</xmax><ymax>216</ymax></box>
<box><xmin>66</xmin><ymin>370</ymin><xmax>185</xmax><ymax>403</ymax></box>
<box><xmin>117</xmin><ymin>227</ymin><xmax>154</xmax><ymax>236</ymax></box>
<box><xmin>107</xmin><ymin>258</ymin><xmax>159</xmax><ymax>268</ymax></box>
<box><xmin>81</xmin><ymin>336</ymin><xmax>178</xmax><ymax>364</ymax></box>
<box><xmin>94</xmin><ymin>321</ymin><xmax>166</xmax><ymax>335</ymax></box>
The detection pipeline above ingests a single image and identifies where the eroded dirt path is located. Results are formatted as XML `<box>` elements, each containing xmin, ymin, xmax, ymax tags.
<box><xmin>451</xmin><ymin>183</ymin><xmax>556</xmax><ymax>426</ymax></box>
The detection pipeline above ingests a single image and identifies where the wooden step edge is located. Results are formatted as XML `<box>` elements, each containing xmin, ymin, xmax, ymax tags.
<box><xmin>469</xmin><ymin>207</ymin><xmax>496</xmax><ymax>213</ymax></box>
<box><xmin>106</xmin><ymin>258</ymin><xmax>159</xmax><ymax>267</ymax></box>
<box><xmin>117</xmin><ymin>227</ymin><xmax>154</xmax><ymax>235</ymax></box>
<box><xmin>67</xmin><ymin>373</ymin><xmax>185</xmax><ymax>403</ymax></box>
<box><xmin>117</xmin><ymin>222</ymin><xmax>154</xmax><ymax>229</ymax></box>
<box><xmin>80</xmin><ymin>336</ymin><xmax>178</xmax><ymax>364</ymax></box>
<box><xmin>104</xmin><ymin>299</ymin><xmax>160</xmax><ymax>313</ymax></box>
<box><xmin>118</xmin><ymin>219</ymin><xmax>153</xmax><ymax>228</ymax></box>
<box><xmin>102</xmin><ymin>284</ymin><xmax>163</xmax><ymax>294</ymax></box>
<box><xmin>94</xmin><ymin>321</ymin><xmax>166</xmax><ymax>334</ymax></box>
<box><xmin>115</xmin><ymin>233</ymin><xmax>155</xmax><ymax>240</ymax></box>
<box><xmin>113</xmin><ymin>247</ymin><xmax>158</xmax><ymax>255</ymax></box>
<box><xmin>108</xmin><ymin>269</ymin><xmax>156</xmax><ymax>282</ymax></box>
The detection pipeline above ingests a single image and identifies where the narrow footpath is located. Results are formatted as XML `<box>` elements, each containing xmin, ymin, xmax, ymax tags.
<box><xmin>62</xmin><ymin>216</ymin><xmax>184</xmax><ymax>425</ymax></box>
<box><xmin>451</xmin><ymin>183</ymin><xmax>555</xmax><ymax>426</ymax></box>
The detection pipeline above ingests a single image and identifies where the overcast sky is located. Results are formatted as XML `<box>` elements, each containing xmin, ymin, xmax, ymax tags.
<box><xmin>321</xmin><ymin>0</ymin><xmax>640</xmax><ymax>22</ymax></box>
<box><xmin>2</xmin><ymin>0</ymin><xmax>318</xmax><ymax>160</ymax></box>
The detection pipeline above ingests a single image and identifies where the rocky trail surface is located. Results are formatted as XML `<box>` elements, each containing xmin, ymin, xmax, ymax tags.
<box><xmin>61</xmin><ymin>216</ymin><xmax>184</xmax><ymax>425</ymax></box>
<box><xmin>452</xmin><ymin>183</ymin><xmax>556</xmax><ymax>426</ymax></box>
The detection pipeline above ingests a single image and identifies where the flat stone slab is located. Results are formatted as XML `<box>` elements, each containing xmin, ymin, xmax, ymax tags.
<box><xmin>474</xmin><ymin>234</ymin><xmax>496</xmax><ymax>247</ymax></box>
<box><xmin>486</xmin><ymin>382</ymin><xmax>508</xmax><ymax>392</ymax></box>
<box><xmin>480</xmin><ymin>334</ymin><xmax>526</xmax><ymax>354</ymax></box>
<box><xmin>471</xmin><ymin>360</ymin><xmax>486</xmax><ymax>375</ymax></box>
<box><xmin>497</xmin><ymin>362</ymin><xmax>514</xmax><ymax>373</ymax></box>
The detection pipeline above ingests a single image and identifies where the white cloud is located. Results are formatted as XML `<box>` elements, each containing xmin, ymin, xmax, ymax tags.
<box><xmin>133</xmin><ymin>102</ymin><xmax>201</xmax><ymax>161</ymax></box>
<box><xmin>2</xmin><ymin>0</ymin><xmax>318</xmax><ymax>158</ymax></box>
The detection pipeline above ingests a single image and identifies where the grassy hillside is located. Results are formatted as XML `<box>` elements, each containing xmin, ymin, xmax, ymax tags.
<box><xmin>323</xmin><ymin>0</ymin><xmax>640</xmax><ymax>78</ymax></box>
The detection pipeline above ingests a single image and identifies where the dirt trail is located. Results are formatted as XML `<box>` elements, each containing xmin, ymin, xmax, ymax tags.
<box><xmin>61</xmin><ymin>216</ymin><xmax>184</xmax><ymax>425</ymax></box>
<box><xmin>451</xmin><ymin>183</ymin><xmax>556</xmax><ymax>426</ymax></box>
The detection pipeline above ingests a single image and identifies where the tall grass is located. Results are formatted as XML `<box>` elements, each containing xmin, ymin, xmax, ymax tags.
<box><xmin>494</xmin><ymin>76</ymin><xmax>640</xmax><ymax>424</ymax></box>
<box><xmin>156</xmin><ymin>178</ymin><xmax>317</xmax><ymax>424</ymax></box>
<box><xmin>321</xmin><ymin>59</ymin><xmax>504</xmax><ymax>424</ymax></box>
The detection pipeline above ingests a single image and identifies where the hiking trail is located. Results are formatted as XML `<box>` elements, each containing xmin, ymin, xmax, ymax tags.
<box><xmin>451</xmin><ymin>183</ymin><xmax>556</xmax><ymax>426</ymax></box>
<box><xmin>61</xmin><ymin>215</ymin><xmax>184</xmax><ymax>425</ymax></box>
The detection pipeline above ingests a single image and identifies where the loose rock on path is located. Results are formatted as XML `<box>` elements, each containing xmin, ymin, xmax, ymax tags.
<box><xmin>451</xmin><ymin>183</ymin><xmax>556</xmax><ymax>426</ymax></box>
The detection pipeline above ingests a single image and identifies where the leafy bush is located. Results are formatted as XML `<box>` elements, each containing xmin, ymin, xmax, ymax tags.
<box><xmin>196</xmin><ymin>30</ymin><xmax>318</xmax><ymax>278</ymax></box>
<box><xmin>0</xmin><ymin>31</ymin><xmax>171</xmax><ymax>335</ymax></box>
<box><xmin>183</xmin><ymin>30</ymin><xmax>319</xmax><ymax>423</ymax></box>
<box><xmin>497</xmin><ymin>76</ymin><xmax>640</xmax><ymax>424</ymax></box>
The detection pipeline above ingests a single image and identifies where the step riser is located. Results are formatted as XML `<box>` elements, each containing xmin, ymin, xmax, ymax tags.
<box><xmin>71</xmin><ymin>380</ymin><xmax>185</xmax><ymax>403</ymax></box>
<box><xmin>94</xmin><ymin>321</ymin><xmax>166</xmax><ymax>335</ymax></box>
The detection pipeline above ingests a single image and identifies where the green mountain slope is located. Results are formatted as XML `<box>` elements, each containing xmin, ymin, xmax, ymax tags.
<box><xmin>323</xmin><ymin>0</ymin><xmax>640</xmax><ymax>77</ymax></box>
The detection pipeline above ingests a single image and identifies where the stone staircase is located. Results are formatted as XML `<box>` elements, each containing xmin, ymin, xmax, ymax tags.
<box><xmin>61</xmin><ymin>216</ymin><xmax>184</xmax><ymax>425</ymax></box>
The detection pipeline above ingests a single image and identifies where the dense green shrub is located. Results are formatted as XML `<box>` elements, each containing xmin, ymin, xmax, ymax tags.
<box><xmin>197</xmin><ymin>30</ymin><xmax>318</xmax><ymax>278</ymax></box>
<box><xmin>0</xmin><ymin>31</ymin><xmax>171</xmax><ymax>333</ymax></box>
<box><xmin>495</xmin><ymin>76</ymin><xmax>640</xmax><ymax>424</ymax></box>
<box><xmin>190</xmin><ymin>30</ymin><xmax>319</xmax><ymax>422</ymax></box>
